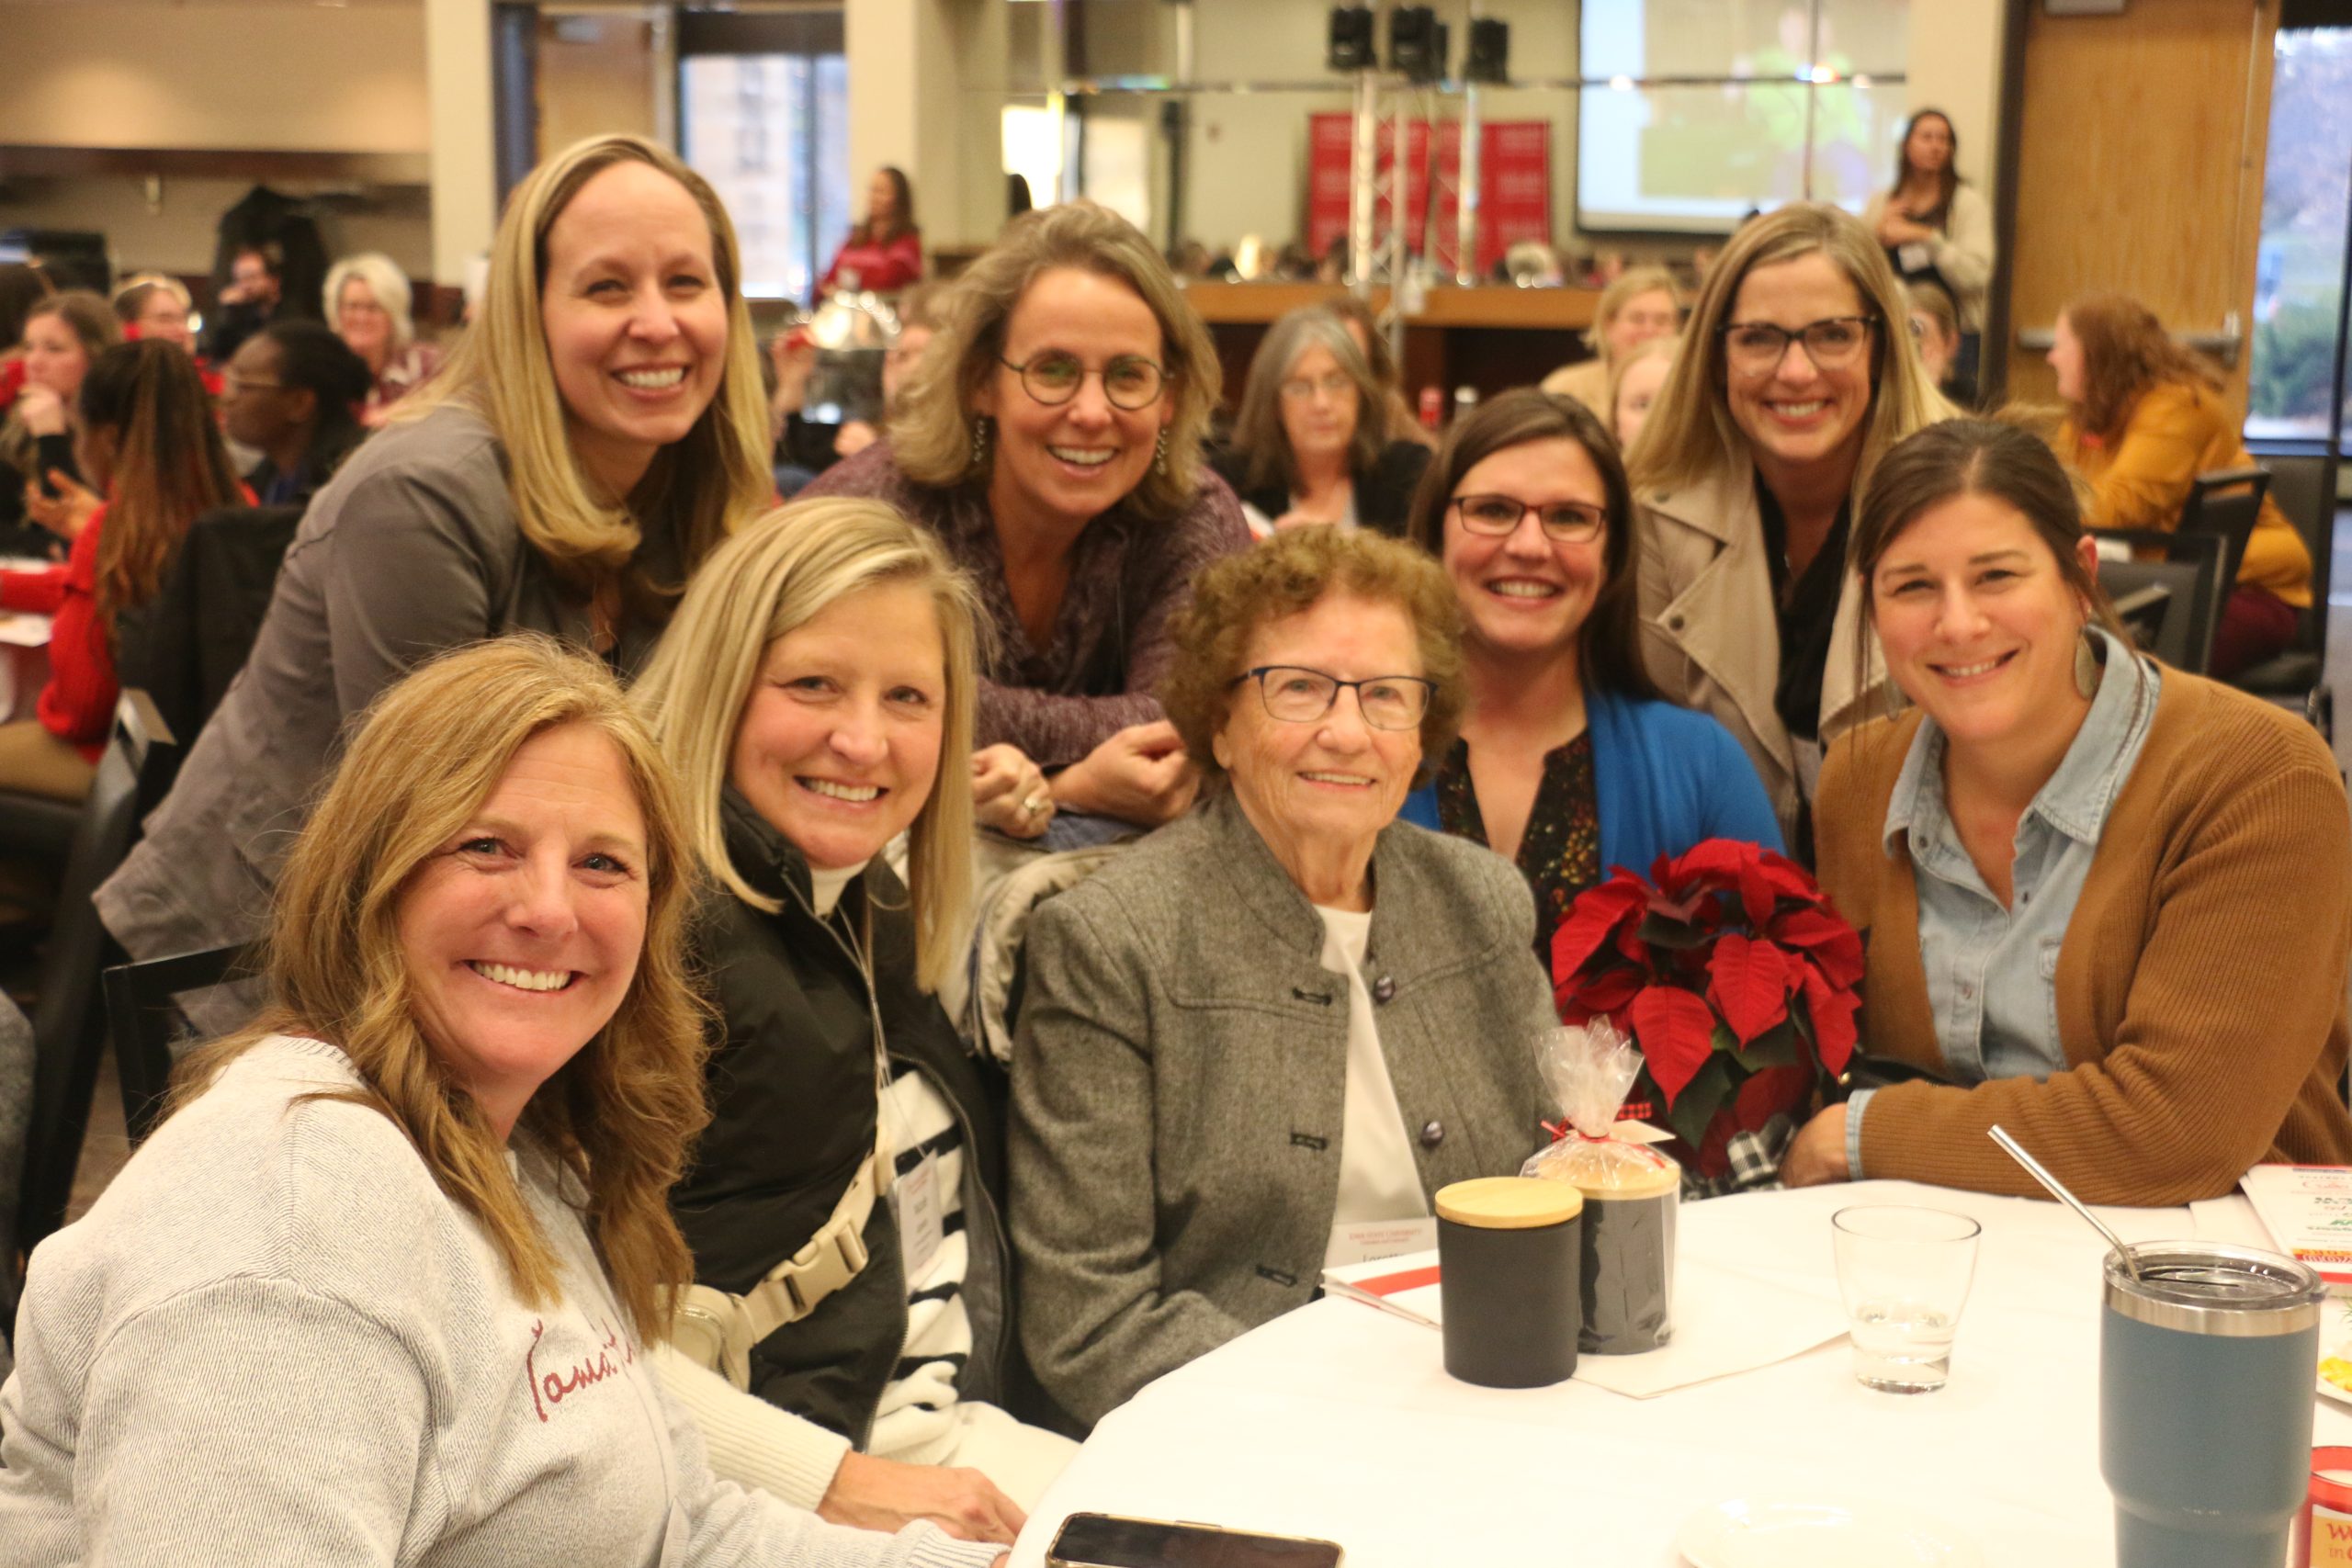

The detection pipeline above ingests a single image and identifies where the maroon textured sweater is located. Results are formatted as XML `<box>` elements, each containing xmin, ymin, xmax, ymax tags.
<box><xmin>804</xmin><ymin>442</ymin><xmax>1249</xmax><ymax>767</ymax></box>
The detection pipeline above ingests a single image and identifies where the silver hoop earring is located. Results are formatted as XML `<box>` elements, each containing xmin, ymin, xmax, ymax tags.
<box><xmin>1153</xmin><ymin>428</ymin><xmax>1169</xmax><ymax>475</ymax></box>
<box><xmin>970</xmin><ymin>416</ymin><xmax>991</xmax><ymax>469</ymax></box>
<box><xmin>2074</xmin><ymin>625</ymin><xmax>2100</xmax><ymax>700</ymax></box>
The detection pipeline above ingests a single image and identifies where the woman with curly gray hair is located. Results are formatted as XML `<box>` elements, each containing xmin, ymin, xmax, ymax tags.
<box><xmin>804</xmin><ymin>201</ymin><xmax>1248</xmax><ymax>831</ymax></box>
<box><xmin>1008</xmin><ymin>525</ymin><xmax>1553</xmax><ymax>1427</ymax></box>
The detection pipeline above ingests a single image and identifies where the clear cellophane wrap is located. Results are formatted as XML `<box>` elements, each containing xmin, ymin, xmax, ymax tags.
<box><xmin>1519</xmin><ymin>1019</ymin><xmax>1681</xmax><ymax>1192</ymax></box>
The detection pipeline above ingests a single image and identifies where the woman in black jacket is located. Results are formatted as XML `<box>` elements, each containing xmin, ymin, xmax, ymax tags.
<box><xmin>635</xmin><ymin>494</ymin><xmax>1074</xmax><ymax>1544</ymax></box>
<box><xmin>1212</xmin><ymin>304</ymin><xmax>1430</xmax><ymax>539</ymax></box>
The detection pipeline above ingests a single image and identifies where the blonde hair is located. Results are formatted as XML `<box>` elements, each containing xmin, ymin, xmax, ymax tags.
<box><xmin>110</xmin><ymin>271</ymin><xmax>192</xmax><ymax>324</ymax></box>
<box><xmin>401</xmin><ymin>134</ymin><xmax>774</xmax><ymax>599</ymax></box>
<box><xmin>1627</xmin><ymin>203</ymin><xmax>1953</xmax><ymax>503</ymax></box>
<box><xmin>633</xmin><ymin>497</ymin><xmax>980</xmax><ymax>992</ymax></box>
<box><xmin>888</xmin><ymin>200</ymin><xmax>1220</xmax><ymax>521</ymax></box>
<box><xmin>1607</xmin><ymin>334</ymin><xmax>1679</xmax><ymax>432</ymax></box>
<box><xmin>1583</xmin><ymin>265</ymin><xmax>1682</xmax><ymax>358</ymax></box>
<box><xmin>169</xmin><ymin>637</ymin><xmax>707</xmax><ymax>1342</ymax></box>
<box><xmin>324</xmin><ymin>252</ymin><xmax>418</xmax><ymax>351</ymax></box>
<box><xmin>1226</xmin><ymin>307</ymin><xmax>1382</xmax><ymax>498</ymax></box>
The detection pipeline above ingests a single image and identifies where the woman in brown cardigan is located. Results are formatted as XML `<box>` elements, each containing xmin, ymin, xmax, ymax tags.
<box><xmin>1781</xmin><ymin>419</ymin><xmax>2352</xmax><ymax>1204</ymax></box>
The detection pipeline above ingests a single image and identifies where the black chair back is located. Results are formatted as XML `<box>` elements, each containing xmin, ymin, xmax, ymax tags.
<box><xmin>125</xmin><ymin>503</ymin><xmax>302</xmax><ymax>763</ymax></box>
<box><xmin>2233</xmin><ymin>446</ymin><xmax>2335</xmax><ymax>735</ymax></box>
<box><xmin>103</xmin><ymin>942</ymin><xmax>255</xmax><ymax>1145</ymax></box>
<box><xmin>2177</xmin><ymin>467</ymin><xmax>2270</xmax><ymax>594</ymax></box>
<box><xmin>13</xmin><ymin>691</ymin><xmax>176</xmax><ymax>1253</ymax></box>
<box><xmin>2096</xmin><ymin>528</ymin><xmax>2226</xmax><ymax>674</ymax></box>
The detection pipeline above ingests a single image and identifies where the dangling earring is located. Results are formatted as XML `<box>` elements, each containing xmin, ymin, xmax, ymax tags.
<box><xmin>970</xmin><ymin>416</ymin><xmax>991</xmax><ymax>470</ymax></box>
<box><xmin>2074</xmin><ymin>622</ymin><xmax>2100</xmax><ymax>700</ymax></box>
<box><xmin>1153</xmin><ymin>428</ymin><xmax>1170</xmax><ymax>475</ymax></box>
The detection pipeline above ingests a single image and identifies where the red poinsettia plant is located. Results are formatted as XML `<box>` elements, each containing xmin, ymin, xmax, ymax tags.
<box><xmin>1551</xmin><ymin>840</ymin><xmax>1863</xmax><ymax>1180</ymax></box>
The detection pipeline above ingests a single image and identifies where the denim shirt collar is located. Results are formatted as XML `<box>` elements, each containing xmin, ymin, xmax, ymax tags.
<box><xmin>1883</xmin><ymin>625</ymin><xmax>2156</xmax><ymax>859</ymax></box>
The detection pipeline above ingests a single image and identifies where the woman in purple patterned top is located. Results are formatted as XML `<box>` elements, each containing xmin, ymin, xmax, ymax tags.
<box><xmin>804</xmin><ymin>202</ymin><xmax>1247</xmax><ymax>832</ymax></box>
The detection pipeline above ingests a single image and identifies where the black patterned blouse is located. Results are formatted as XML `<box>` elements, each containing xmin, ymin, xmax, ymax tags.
<box><xmin>1433</xmin><ymin>732</ymin><xmax>1602</xmax><ymax>953</ymax></box>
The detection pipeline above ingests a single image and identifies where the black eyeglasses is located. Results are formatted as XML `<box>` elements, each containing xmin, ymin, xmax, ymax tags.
<box><xmin>997</xmin><ymin>351</ymin><xmax>1168</xmax><ymax>411</ymax></box>
<box><xmin>1229</xmin><ymin>665</ymin><xmax>1433</xmax><ymax>731</ymax></box>
<box><xmin>1718</xmin><ymin>315</ymin><xmax>1879</xmax><ymax>374</ymax></box>
<box><xmin>1450</xmin><ymin>494</ymin><xmax>1607</xmax><ymax>543</ymax></box>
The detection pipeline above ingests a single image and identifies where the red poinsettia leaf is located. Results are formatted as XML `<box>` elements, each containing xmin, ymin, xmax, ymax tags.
<box><xmin>1704</xmin><ymin>933</ymin><xmax>1792</xmax><ymax>1045</ymax></box>
<box><xmin>1668</xmin><ymin>839</ymin><xmax>1764</xmax><ymax>908</ymax></box>
<box><xmin>1630</xmin><ymin>987</ymin><xmax>1720</xmax><ymax>1107</ymax></box>
<box><xmin>1552</xmin><ymin>874</ymin><xmax>1651</xmax><ymax>981</ymax></box>
<box><xmin>1771</xmin><ymin>908</ymin><xmax>1866</xmax><ymax>988</ymax></box>
<box><xmin>1574</xmin><ymin>966</ymin><xmax>1645</xmax><ymax>1012</ymax></box>
<box><xmin>1734</xmin><ymin>1062</ymin><xmax>1815</xmax><ymax>1129</ymax></box>
<box><xmin>1800</xmin><ymin>966</ymin><xmax>1860</xmax><ymax>1077</ymax></box>
<box><xmin>1754</xmin><ymin>850</ymin><xmax>1827</xmax><ymax>906</ymax></box>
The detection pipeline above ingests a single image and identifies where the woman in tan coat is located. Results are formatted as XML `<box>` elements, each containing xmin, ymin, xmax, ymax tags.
<box><xmin>1626</xmin><ymin>204</ymin><xmax>1952</xmax><ymax>849</ymax></box>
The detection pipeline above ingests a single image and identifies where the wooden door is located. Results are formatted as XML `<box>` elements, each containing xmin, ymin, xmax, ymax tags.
<box><xmin>2005</xmin><ymin>0</ymin><xmax>2278</xmax><ymax>412</ymax></box>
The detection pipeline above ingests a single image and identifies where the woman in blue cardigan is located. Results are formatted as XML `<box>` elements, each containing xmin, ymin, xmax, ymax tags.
<box><xmin>1402</xmin><ymin>389</ymin><xmax>1781</xmax><ymax>953</ymax></box>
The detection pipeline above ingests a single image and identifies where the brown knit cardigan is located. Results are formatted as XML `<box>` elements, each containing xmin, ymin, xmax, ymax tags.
<box><xmin>1817</xmin><ymin>668</ymin><xmax>2352</xmax><ymax>1205</ymax></box>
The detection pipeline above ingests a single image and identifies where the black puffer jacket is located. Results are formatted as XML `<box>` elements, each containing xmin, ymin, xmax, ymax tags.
<box><xmin>671</xmin><ymin>789</ymin><xmax>1015</xmax><ymax>1446</ymax></box>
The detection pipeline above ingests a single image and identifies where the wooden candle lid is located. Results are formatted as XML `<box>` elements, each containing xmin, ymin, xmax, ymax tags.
<box><xmin>1436</xmin><ymin>1176</ymin><xmax>1584</xmax><ymax>1230</ymax></box>
<box><xmin>1572</xmin><ymin>1152</ymin><xmax>1681</xmax><ymax>1201</ymax></box>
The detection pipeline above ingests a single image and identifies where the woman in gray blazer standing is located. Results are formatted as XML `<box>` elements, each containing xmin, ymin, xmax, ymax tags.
<box><xmin>96</xmin><ymin>134</ymin><xmax>775</xmax><ymax>990</ymax></box>
<box><xmin>1008</xmin><ymin>525</ymin><xmax>1554</xmax><ymax>1428</ymax></box>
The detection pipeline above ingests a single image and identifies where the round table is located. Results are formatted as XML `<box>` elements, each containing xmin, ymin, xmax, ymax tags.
<box><xmin>1012</xmin><ymin>1179</ymin><xmax>2352</xmax><ymax>1566</ymax></box>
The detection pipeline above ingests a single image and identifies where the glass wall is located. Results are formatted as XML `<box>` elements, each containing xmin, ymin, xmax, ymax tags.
<box><xmin>679</xmin><ymin>17</ymin><xmax>851</xmax><ymax>303</ymax></box>
<box><xmin>2245</xmin><ymin>27</ymin><xmax>2352</xmax><ymax>442</ymax></box>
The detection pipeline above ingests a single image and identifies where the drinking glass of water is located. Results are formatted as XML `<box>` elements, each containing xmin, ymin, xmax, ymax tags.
<box><xmin>1831</xmin><ymin>1206</ymin><xmax>1983</xmax><ymax>1393</ymax></box>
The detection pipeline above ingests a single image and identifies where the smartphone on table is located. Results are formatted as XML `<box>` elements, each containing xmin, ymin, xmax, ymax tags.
<box><xmin>1046</xmin><ymin>1511</ymin><xmax>1344</xmax><ymax>1568</ymax></box>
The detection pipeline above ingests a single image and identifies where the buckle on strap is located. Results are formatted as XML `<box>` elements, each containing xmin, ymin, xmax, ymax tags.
<box><xmin>781</xmin><ymin>1214</ymin><xmax>872</xmax><ymax>1318</ymax></box>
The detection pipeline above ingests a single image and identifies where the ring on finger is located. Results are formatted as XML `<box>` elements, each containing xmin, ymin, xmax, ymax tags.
<box><xmin>1022</xmin><ymin>793</ymin><xmax>1050</xmax><ymax>816</ymax></box>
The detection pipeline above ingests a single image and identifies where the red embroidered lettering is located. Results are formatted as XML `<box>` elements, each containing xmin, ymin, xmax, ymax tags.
<box><xmin>526</xmin><ymin>1319</ymin><xmax>549</xmax><ymax>1424</ymax></box>
<box><xmin>525</xmin><ymin>1314</ymin><xmax>643</xmax><ymax>1420</ymax></box>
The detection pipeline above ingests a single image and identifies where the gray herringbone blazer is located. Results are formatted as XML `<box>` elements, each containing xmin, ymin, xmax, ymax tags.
<box><xmin>1009</xmin><ymin>790</ymin><xmax>1554</xmax><ymax>1426</ymax></box>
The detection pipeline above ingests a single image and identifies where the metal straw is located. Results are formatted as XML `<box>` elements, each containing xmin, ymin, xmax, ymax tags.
<box><xmin>1989</xmin><ymin>1123</ymin><xmax>2143</xmax><ymax>1282</ymax></box>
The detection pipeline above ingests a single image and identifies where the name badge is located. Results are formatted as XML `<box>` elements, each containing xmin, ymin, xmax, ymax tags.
<box><xmin>1325</xmin><ymin>1216</ymin><xmax>1438</xmax><ymax>1269</ymax></box>
<box><xmin>1897</xmin><ymin>241</ymin><xmax>1933</xmax><ymax>273</ymax></box>
<box><xmin>894</xmin><ymin>1153</ymin><xmax>944</xmax><ymax>1282</ymax></box>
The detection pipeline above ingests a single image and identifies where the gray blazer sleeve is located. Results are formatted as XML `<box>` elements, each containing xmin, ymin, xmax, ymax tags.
<box><xmin>320</xmin><ymin>461</ymin><xmax>506</xmax><ymax>717</ymax></box>
<box><xmin>1009</xmin><ymin>891</ymin><xmax>1249</xmax><ymax>1427</ymax></box>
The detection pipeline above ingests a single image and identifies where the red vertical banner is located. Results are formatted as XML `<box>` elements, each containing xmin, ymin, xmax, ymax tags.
<box><xmin>1305</xmin><ymin>114</ymin><xmax>1442</xmax><ymax>266</ymax></box>
<box><xmin>1313</xmin><ymin>115</ymin><xmax>1550</xmax><ymax>277</ymax></box>
<box><xmin>1477</xmin><ymin>121</ymin><xmax>1553</xmax><ymax>276</ymax></box>
<box><xmin>1306</xmin><ymin>113</ymin><xmax>1354</xmax><ymax>265</ymax></box>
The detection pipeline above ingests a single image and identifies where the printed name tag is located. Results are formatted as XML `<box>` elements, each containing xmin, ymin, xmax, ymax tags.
<box><xmin>1325</xmin><ymin>1216</ymin><xmax>1439</xmax><ymax>1269</ymax></box>
<box><xmin>894</xmin><ymin>1153</ymin><xmax>944</xmax><ymax>1282</ymax></box>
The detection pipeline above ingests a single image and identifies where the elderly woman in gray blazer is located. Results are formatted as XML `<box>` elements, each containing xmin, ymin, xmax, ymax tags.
<box><xmin>1008</xmin><ymin>525</ymin><xmax>1554</xmax><ymax>1428</ymax></box>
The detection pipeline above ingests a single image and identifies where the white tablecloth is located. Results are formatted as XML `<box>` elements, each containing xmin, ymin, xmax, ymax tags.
<box><xmin>1012</xmin><ymin>1179</ymin><xmax>2352</xmax><ymax>1567</ymax></box>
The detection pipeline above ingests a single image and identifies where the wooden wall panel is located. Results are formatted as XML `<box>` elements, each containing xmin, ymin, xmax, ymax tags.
<box><xmin>2005</xmin><ymin>0</ymin><xmax>2278</xmax><ymax>411</ymax></box>
<box><xmin>536</xmin><ymin>15</ymin><xmax>659</xmax><ymax>160</ymax></box>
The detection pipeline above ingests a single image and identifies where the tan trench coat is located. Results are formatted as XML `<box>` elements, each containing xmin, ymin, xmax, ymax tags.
<box><xmin>1634</xmin><ymin>464</ymin><xmax>1895</xmax><ymax>839</ymax></box>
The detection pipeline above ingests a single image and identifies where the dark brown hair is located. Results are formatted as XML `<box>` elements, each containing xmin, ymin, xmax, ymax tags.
<box><xmin>77</xmin><ymin>340</ymin><xmax>242</xmax><ymax>627</ymax></box>
<box><xmin>1161</xmin><ymin>525</ymin><xmax>1466</xmax><ymax>791</ymax></box>
<box><xmin>1852</xmin><ymin>419</ymin><xmax>2125</xmax><ymax>703</ymax></box>
<box><xmin>2062</xmin><ymin>291</ymin><xmax>2222</xmax><ymax>443</ymax></box>
<box><xmin>1890</xmin><ymin>108</ymin><xmax>1961</xmax><ymax>221</ymax></box>
<box><xmin>0</xmin><ymin>263</ymin><xmax>53</xmax><ymax>353</ymax></box>
<box><xmin>1405</xmin><ymin>389</ymin><xmax>1662</xmax><ymax>703</ymax></box>
<box><xmin>855</xmin><ymin>165</ymin><xmax>917</xmax><ymax>248</ymax></box>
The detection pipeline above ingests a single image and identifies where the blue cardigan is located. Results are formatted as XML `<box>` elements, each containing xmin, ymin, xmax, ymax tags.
<box><xmin>1400</xmin><ymin>686</ymin><xmax>1783</xmax><ymax>880</ymax></box>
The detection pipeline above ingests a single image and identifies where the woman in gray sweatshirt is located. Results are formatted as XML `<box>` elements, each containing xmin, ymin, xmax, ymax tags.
<box><xmin>0</xmin><ymin>638</ymin><xmax>1004</xmax><ymax>1568</ymax></box>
